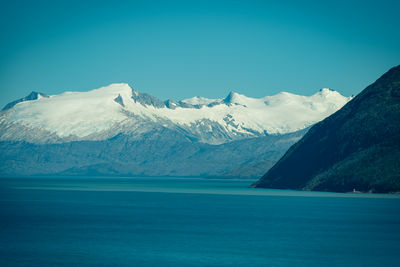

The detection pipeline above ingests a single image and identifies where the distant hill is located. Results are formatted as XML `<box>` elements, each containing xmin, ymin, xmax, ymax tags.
<box><xmin>253</xmin><ymin>65</ymin><xmax>400</xmax><ymax>193</ymax></box>
<box><xmin>0</xmin><ymin>129</ymin><xmax>305</xmax><ymax>178</ymax></box>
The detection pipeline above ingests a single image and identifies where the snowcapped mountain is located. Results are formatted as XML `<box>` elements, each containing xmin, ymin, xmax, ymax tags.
<box><xmin>0</xmin><ymin>83</ymin><xmax>351</xmax><ymax>145</ymax></box>
<box><xmin>2</xmin><ymin>91</ymin><xmax>49</xmax><ymax>111</ymax></box>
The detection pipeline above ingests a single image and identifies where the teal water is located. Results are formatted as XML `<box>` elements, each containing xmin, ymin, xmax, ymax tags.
<box><xmin>1</xmin><ymin>177</ymin><xmax>400</xmax><ymax>266</ymax></box>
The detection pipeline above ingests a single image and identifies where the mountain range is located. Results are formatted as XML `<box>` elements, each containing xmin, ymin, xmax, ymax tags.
<box><xmin>254</xmin><ymin>65</ymin><xmax>400</xmax><ymax>193</ymax></box>
<box><xmin>0</xmin><ymin>85</ymin><xmax>350</xmax><ymax>177</ymax></box>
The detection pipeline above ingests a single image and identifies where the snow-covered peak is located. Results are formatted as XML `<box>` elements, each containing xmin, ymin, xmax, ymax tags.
<box><xmin>223</xmin><ymin>91</ymin><xmax>243</xmax><ymax>104</ymax></box>
<box><xmin>5</xmin><ymin>84</ymin><xmax>135</xmax><ymax>138</ymax></box>
<box><xmin>316</xmin><ymin>88</ymin><xmax>340</xmax><ymax>97</ymax></box>
<box><xmin>320</xmin><ymin>87</ymin><xmax>334</xmax><ymax>92</ymax></box>
<box><xmin>1</xmin><ymin>85</ymin><xmax>352</xmax><ymax>144</ymax></box>
<box><xmin>92</xmin><ymin>83</ymin><xmax>133</xmax><ymax>95</ymax></box>
<box><xmin>2</xmin><ymin>91</ymin><xmax>49</xmax><ymax>111</ymax></box>
<box><xmin>181</xmin><ymin>96</ymin><xmax>220</xmax><ymax>105</ymax></box>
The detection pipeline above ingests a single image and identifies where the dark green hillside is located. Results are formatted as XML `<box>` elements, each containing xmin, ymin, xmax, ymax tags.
<box><xmin>254</xmin><ymin>65</ymin><xmax>400</xmax><ymax>193</ymax></box>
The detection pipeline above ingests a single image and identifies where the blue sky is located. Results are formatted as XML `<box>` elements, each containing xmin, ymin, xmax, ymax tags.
<box><xmin>1</xmin><ymin>0</ymin><xmax>399</xmax><ymax>107</ymax></box>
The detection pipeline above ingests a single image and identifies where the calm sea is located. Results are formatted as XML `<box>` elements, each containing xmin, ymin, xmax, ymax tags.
<box><xmin>1</xmin><ymin>177</ymin><xmax>399</xmax><ymax>266</ymax></box>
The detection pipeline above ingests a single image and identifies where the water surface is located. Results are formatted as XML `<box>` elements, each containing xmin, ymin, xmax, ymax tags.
<box><xmin>1</xmin><ymin>177</ymin><xmax>400</xmax><ymax>266</ymax></box>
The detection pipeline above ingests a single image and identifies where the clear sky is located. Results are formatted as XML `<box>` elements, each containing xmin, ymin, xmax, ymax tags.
<box><xmin>1</xmin><ymin>0</ymin><xmax>399</xmax><ymax>107</ymax></box>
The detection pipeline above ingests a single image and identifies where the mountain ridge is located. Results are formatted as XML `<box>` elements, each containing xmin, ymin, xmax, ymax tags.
<box><xmin>2</xmin><ymin>91</ymin><xmax>49</xmax><ymax>111</ymax></box>
<box><xmin>0</xmin><ymin>84</ymin><xmax>351</xmax><ymax>145</ymax></box>
<box><xmin>0</xmin><ymin>83</ymin><xmax>351</xmax><ymax>178</ymax></box>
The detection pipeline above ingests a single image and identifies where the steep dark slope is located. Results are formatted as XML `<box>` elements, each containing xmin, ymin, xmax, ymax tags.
<box><xmin>254</xmin><ymin>65</ymin><xmax>400</xmax><ymax>193</ymax></box>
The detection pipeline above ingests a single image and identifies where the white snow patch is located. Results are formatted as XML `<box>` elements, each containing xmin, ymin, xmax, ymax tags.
<box><xmin>181</xmin><ymin>96</ymin><xmax>221</xmax><ymax>105</ymax></box>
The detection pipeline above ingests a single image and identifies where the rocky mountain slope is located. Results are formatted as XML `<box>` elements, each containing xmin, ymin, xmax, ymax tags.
<box><xmin>254</xmin><ymin>65</ymin><xmax>400</xmax><ymax>193</ymax></box>
<box><xmin>0</xmin><ymin>85</ymin><xmax>349</xmax><ymax>177</ymax></box>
